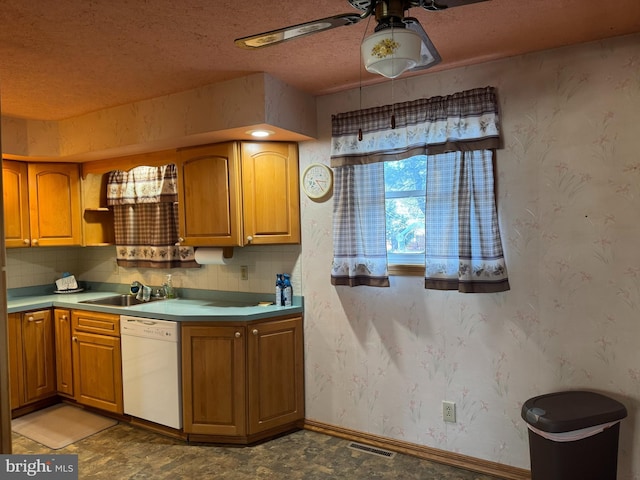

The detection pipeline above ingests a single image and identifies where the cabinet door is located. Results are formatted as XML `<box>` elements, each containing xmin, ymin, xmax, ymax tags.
<box><xmin>177</xmin><ymin>142</ymin><xmax>243</xmax><ymax>246</ymax></box>
<box><xmin>182</xmin><ymin>325</ymin><xmax>246</xmax><ymax>435</ymax></box>
<box><xmin>54</xmin><ymin>309</ymin><xmax>74</xmax><ymax>396</ymax></box>
<box><xmin>72</xmin><ymin>331</ymin><xmax>123</xmax><ymax>414</ymax></box>
<box><xmin>247</xmin><ymin>317</ymin><xmax>304</xmax><ymax>434</ymax></box>
<box><xmin>241</xmin><ymin>142</ymin><xmax>300</xmax><ymax>245</ymax></box>
<box><xmin>2</xmin><ymin>161</ymin><xmax>31</xmax><ymax>248</ymax></box>
<box><xmin>8</xmin><ymin>313</ymin><xmax>24</xmax><ymax>409</ymax></box>
<box><xmin>21</xmin><ymin>310</ymin><xmax>57</xmax><ymax>404</ymax></box>
<box><xmin>28</xmin><ymin>163</ymin><xmax>82</xmax><ymax>246</ymax></box>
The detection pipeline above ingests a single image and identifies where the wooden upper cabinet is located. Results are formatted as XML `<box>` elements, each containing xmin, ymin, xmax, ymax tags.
<box><xmin>176</xmin><ymin>141</ymin><xmax>300</xmax><ymax>247</ymax></box>
<box><xmin>2</xmin><ymin>161</ymin><xmax>31</xmax><ymax>248</ymax></box>
<box><xmin>81</xmin><ymin>173</ymin><xmax>115</xmax><ymax>246</ymax></box>
<box><xmin>241</xmin><ymin>142</ymin><xmax>300</xmax><ymax>245</ymax></box>
<box><xmin>27</xmin><ymin>163</ymin><xmax>82</xmax><ymax>247</ymax></box>
<box><xmin>177</xmin><ymin>142</ymin><xmax>243</xmax><ymax>246</ymax></box>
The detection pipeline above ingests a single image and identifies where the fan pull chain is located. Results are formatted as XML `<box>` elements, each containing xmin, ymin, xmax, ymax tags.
<box><xmin>358</xmin><ymin>80</ymin><xmax>363</xmax><ymax>141</ymax></box>
<box><xmin>358</xmin><ymin>14</ymin><xmax>372</xmax><ymax>142</ymax></box>
<box><xmin>391</xmin><ymin>76</ymin><xmax>396</xmax><ymax>129</ymax></box>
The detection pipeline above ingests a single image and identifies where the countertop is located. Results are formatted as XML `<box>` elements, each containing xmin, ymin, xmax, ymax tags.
<box><xmin>7</xmin><ymin>285</ymin><xmax>303</xmax><ymax>322</ymax></box>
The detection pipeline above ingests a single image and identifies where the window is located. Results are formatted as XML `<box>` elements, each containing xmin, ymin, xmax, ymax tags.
<box><xmin>384</xmin><ymin>156</ymin><xmax>426</xmax><ymax>268</ymax></box>
<box><xmin>330</xmin><ymin>87</ymin><xmax>509</xmax><ymax>292</ymax></box>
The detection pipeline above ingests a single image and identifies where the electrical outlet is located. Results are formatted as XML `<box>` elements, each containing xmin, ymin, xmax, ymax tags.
<box><xmin>240</xmin><ymin>265</ymin><xmax>248</xmax><ymax>280</ymax></box>
<box><xmin>442</xmin><ymin>401</ymin><xmax>456</xmax><ymax>423</ymax></box>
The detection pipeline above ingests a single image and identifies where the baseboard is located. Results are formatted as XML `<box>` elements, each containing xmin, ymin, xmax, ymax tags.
<box><xmin>303</xmin><ymin>419</ymin><xmax>531</xmax><ymax>480</ymax></box>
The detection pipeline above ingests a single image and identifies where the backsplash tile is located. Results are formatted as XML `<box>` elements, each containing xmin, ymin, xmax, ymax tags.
<box><xmin>6</xmin><ymin>245</ymin><xmax>302</xmax><ymax>296</ymax></box>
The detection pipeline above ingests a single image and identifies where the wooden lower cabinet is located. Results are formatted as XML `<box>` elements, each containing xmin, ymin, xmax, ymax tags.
<box><xmin>247</xmin><ymin>317</ymin><xmax>305</xmax><ymax>434</ymax></box>
<box><xmin>182</xmin><ymin>315</ymin><xmax>304</xmax><ymax>443</ymax></box>
<box><xmin>71</xmin><ymin>310</ymin><xmax>123</xmax><ymax>414</ymax></box>
<box><xmin>8</xmin><ymin>313</ymin><xmax>23</xmax><ymax>410</ymax></box>
<box><xmin>8</xmin><ymin>310</ymin><xmax>57</xmax><ymax>410</ymax></box>
<box><xmin>182</xmin><ymin>325</ymin><xmax>246</xmax><ymax>436</ymax></box>
<box><xmin>54</xmin><ymin>309</ymin><xmax>74</xmax><ymax>396</ymax></box>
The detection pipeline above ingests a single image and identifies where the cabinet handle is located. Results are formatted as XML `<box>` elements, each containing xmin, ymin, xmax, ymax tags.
<box><xmin>252</xmin><ymin>329</ymin><xmax>258</xmax><ymax>336</ymax></box>
<box><xmin>235</xmin><ymin>331</ymin><xmax>241</xmax><ymax>338</ymax></box>
<box><xmin>62</xmin><ymin>315</ymin><xmax>68</xmax><ymax>320</ymax></box>
<box><xmin>72</xmin><ymin>336</ymin><xmax>78</xmax><ymax>342</ymax></box>
<box><xmin>246</xmin><ymin>235</ymin><xmax>253</xmax><ymax>244</ymax></box>
<box><xmin>32</xmin><ymin>239</ymin><xmax>38</xmax><ymax>246</ymax></box>
<box><xmin>27</xmin><ymin>316</ymin><xmax>35</xmax><ymax>322</ymax></box>
<box><xmin>23</xmin><ymin>239</ymin><xmax>30</xmax><ymax>245</ymax></box>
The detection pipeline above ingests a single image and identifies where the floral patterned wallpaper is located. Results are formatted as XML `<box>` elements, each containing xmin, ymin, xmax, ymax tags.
<box><xmin>299</xmin><ymin>33</ymin><xmax>640</xmax><ymax>477</ymax></box>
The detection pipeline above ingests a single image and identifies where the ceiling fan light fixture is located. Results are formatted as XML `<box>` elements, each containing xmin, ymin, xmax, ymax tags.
<box><xmin>361</xmin><ymin>27</ymin><xmax>422</xmax><ymax>79</ymax></box>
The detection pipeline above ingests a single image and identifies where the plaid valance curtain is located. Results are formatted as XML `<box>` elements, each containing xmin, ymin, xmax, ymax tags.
<box><xmin>107</xmin><ymin>164</ymin><xmax>198</xmax><ymax>269</ymax></box>
<box><xmin>330</xmin><ymin>87</ymin><xmax>510</xmax><ymax>292</ymax></box>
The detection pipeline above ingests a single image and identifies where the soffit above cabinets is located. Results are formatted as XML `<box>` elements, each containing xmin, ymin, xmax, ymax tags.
<box><xmin>2</xmin><ymin>74</ymin><xmax>316</xmax><ymax>162</ymax></box>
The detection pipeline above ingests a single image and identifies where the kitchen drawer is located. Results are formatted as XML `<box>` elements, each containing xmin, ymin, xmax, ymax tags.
<box><xmin>72</xmin><ymin>310</ymin><xmax>120</xmax><ymax>337</ymax></box>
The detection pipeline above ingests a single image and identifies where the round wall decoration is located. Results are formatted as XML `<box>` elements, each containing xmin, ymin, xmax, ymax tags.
<box><xmin>302</xmin><ymin>163</ymin><xmax>333</xmax><ymax>199</ymax></box>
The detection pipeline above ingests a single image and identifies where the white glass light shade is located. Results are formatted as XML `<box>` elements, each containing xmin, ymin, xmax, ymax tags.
<box><xmin>361</xmin><ymin>28</ymin><xmax>422</xmax><ymax>79</ymax></box>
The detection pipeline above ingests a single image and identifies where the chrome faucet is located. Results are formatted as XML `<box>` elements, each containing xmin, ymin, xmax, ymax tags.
<box><xmin>154</xmin><ymin>285</ymin><xmax>167</xmax><ymax>298</ymax></box>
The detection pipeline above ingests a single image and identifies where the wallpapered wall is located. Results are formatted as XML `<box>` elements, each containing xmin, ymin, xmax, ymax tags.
<box><xmin>299</xmin><ymin>33</ymin><xmax>640</xmax><ymax>477</ymax></box>
<box><xmin>5</xmin><ymin>32</ymin><xmax>639</xmax><ymax>477</ymax></box>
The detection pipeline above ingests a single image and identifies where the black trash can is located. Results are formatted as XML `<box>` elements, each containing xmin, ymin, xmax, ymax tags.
<box><xmin>521</xmin><ymin>390</ymin><xmax>627</xmax><ymax>480</ymax></box>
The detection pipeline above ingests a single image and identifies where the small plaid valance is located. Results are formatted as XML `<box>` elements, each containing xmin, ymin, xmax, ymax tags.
<box><xmin>107</xmin><ymin>164</ymin><xmax>198</xmax><ymax>269</ymax></box>
<box><xmin>107</xmin><ymin>164</ymin><xmax>177</xmax><ymax>205</ymax></box>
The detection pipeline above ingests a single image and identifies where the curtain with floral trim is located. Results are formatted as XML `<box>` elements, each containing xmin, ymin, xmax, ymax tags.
<box><xmin>331</xmin><ymin>162</ymin><xmax>389</xmax><ymax>287</ymax></box>
<box><xmin>107</xmin><ymin>164</ymin><xmax>198</xmax><ymax>269</ymax></box>
<box><xmin>330</xmin><ymin>86</ymin><xmax>509</xmax><ymax>292</ymax></box>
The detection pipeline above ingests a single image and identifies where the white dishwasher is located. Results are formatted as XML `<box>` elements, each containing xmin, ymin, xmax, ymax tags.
<box><xmin>120</xmin><ymin>315</ymin><xmax>182</xmax><ymax>429</ymax></box>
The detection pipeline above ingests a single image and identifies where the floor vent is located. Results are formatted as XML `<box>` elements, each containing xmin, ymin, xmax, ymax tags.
<box><xmin>347</xmin><ymin>442</ymin><xmax>396</xmax><ymax>459</ymax></box>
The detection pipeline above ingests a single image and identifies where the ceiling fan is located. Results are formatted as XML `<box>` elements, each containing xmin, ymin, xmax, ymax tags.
<box><xmin>235</xmin><ymin>0</ymin><xmax>489</xmax><ymax>79</ymax></box>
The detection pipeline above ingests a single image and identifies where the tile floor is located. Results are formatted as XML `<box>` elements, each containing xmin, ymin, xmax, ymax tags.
<box><xmin>12</xmin><ymin>423</ymin><xmax>504</xmax><ymax>479</ymax></box>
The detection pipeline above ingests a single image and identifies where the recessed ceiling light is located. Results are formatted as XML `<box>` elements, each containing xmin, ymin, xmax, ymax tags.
<box><xmin>247</xmin><ymin>129</ymin><xmax>274</xmax><ymax>138</ymax></box>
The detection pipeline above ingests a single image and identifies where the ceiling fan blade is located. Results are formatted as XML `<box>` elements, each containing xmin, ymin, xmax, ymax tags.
<box><xmin>421</xmin><ymin>0</ymin><xmax>489</xmax><ymax>11</ymax></box>
<box><xmin>403</xmin><ymin>18</ymin><xmax>442</xmax><ymax>71</ymax></box>
<box><xmin>235</xmin><ymin>13</ymin><xmax>365</xmax><ymax>49</ymax></box>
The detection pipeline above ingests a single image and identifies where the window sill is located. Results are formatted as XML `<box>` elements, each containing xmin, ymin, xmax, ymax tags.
<box><xmin>388</xmin><ymin>264</ymin><xmax>424</xmax><ymax>277</ymax></box>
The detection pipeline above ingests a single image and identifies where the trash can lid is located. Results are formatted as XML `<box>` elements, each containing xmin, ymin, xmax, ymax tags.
<box><xmin>521</xmin><ymin>390</ymin><xmax>627</xmax><ymax>433</ymax></box>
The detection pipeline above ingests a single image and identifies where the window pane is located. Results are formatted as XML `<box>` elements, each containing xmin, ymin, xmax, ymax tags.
<box><xmin>384</xmin><ymin>156</ymin><xmax>427</xmax><ymax>193</ymax></box>
<box><xmin>384</xmin><ymin>156</ymin><xmax>426</xmax><ymax>265</ymax></box>
<box><xmin>385</xmin><ymin>196</ymin><xmax>425</xmax><ymax>256</ymax></box>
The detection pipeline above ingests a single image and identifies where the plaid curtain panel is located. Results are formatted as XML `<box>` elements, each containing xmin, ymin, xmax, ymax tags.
<box><xmin>331</xmin><ymin>163</ymin><xmax>389</xmax><ymax>287</ymax></box>
<box><xmin>108</xmin><ymin>164</ymin><xmax>198</xmax><ymax>269</ymax></box>
<box><xmin>330</xmin><ymin>86</ymin><xmax>509</xmax><ymax>292</ymax></box>
<box><xmin>424</xmin><ymin>150</ymin><xmax>509</xmax><ymax>292</ymax></box>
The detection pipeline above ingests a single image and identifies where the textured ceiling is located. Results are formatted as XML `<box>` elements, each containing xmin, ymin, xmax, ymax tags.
<box><xmin>0</xmin><ymin>0</ymin><xmax>639</xmax><ymax>121</ymax></box>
